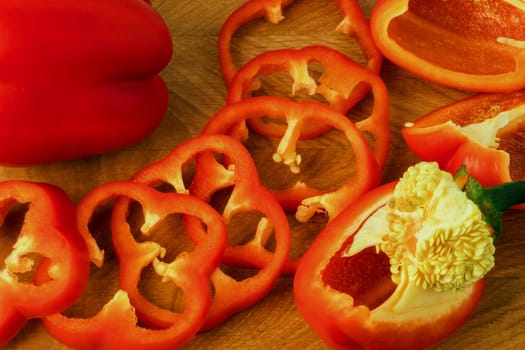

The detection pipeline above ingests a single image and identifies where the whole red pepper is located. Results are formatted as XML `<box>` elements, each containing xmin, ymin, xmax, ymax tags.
<box><xmin>0</xmin><ymin>181</ymin><xmax>90</xmax><ymax>346</ymax></box>
<box><xmin>218</xmin><ymin>0</ymin><xmax>382</xmax><ymax>87</ymax></box>
<box><xmin>402</xmin><ymin>89</ymin><xmax>525</xmax><ymax>197</ymax></box>
<box><xmin>226</xmin><ymin>45</ymin><xmax>390</xmax><ymax>158</ymax></box>
<box><xmin>40</xmin><ymin>181</ymin><xmax>227</xmax><ymax>350</ymax></box>
<box><xmin>0</xmin><ymin>0</ymin><xmax>172</xmax><ymax>166</ymax></box>
<box><xmin>113</xmin><ymin>134</ymin><xmax>290</xmax><ymax>328</ymax></box>
<box><xmin>370</xmin><ymin>0</ymin><xmax>525</xmax><ymax>92</ymax></box>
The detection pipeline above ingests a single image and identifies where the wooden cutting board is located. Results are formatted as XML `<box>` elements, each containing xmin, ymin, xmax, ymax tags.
<box><xmin>1</xmin><ymin>0</ymin><xmax>524</xmax><ymax>349</ymax></box>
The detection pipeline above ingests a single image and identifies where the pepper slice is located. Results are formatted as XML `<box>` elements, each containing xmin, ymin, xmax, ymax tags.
<box><xmin>112</xmin><ymin>134</ymin><xmax>290</xmax><ymax>328</ymax></box>
<box><xmin>201</xmin><ymin>96</ymin><xmax>381</xmax><ymax>223</ymax></box>
<box><xmin>226</xmin><ymin>45</ymin><xmax>390</xmax><ymax>154</ymax></box>
<box><xmin>294</xmin><ymin>162</ymin><xmax>511</xmax><ymax>349</ymax></box>
<box><xmin>0</xmin><ymin>181</ymin><xmax>89</xmax><ymax>345</ymax></box>
<box><xmin>402</xmin><ymin>89</ymin><xmax>525</xmax><ymax>199</ymax></box>
<box><xmin>218</xmin><ymin>0</ymin><xmax>382</xmax><ymax>87</ymax></box>
<box><xmin>370</xmin><ymin>0</ymin><xmax>525</xmax><ymax>93</ymax></box>
<box><xmin>41</xmin><ymin>181</ymin><xmax>227</xmax><ymax>350</ymax></box>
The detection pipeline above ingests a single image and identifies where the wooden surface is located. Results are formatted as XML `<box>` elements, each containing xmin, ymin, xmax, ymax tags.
<box><xmin>1</xmin><ymin>0</ymin><xmax>525</xmax><ymax>349</ymax></box>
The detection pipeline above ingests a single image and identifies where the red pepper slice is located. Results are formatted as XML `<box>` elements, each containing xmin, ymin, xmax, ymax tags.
<box><xmin>0</xmin><ymin>181</ymin><xmax>89</xmax><ymax>345</ymax></box>
<box><xmin>112</xmin><ymin>134</ymin><xmax>290</xmax><ymax>329</ymax></box>
<box><xmin>226</xmin><ymin>45</ymin><xmax>389</xmax><ymax>142</ymax></box>
<box><xmin>201</xmin><ymin>96</ymin><xmax>381</xmax><ymax>223</ymax></box>
<box><xmin>370</xmin><ymin>0</ymin><xmax>525</xmax><ymax>92</ymax></box>
<box><xmin>226</xmin><ymin>45</ymin><xmax>390</xmax><ymax>167</ymax></box>
<box><xmin>294</xmin><ymin>182</ymin><xmax>486</xmax><ymax>350</ymax></box>
<box><xmin>40</xmin><ymin>181</ymin><xmax>227</xmax><ymax>350</ymax></box>
<box><xmin>402</xmin><ymin>89</ymin><xmax>525</xmax><ymax>196</ymax></box>
<box><xmin>0</xmin><ymin>0</ymin><xmax>172</xmax><ymax>165</ymax></box>
<box><xmin>218</xmin><ymin>0</ymin><xmax>382</xmax><ymax>87</ymax></box>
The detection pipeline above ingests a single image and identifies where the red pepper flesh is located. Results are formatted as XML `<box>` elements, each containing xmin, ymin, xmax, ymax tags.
<box><xmin>370</xmin><ymin>0</ymin><xmax>525</xmax><ymax>93</ymax></box>
<box><xmin>114</xmin><ymin>134</ymin><xmax>290</xmax><ymax>328</ymax></box>
<box><xmin>218</xmin><ymin>0</ymin><xmax>382</xmax><ymax>87</ymax></box>
<box><xmin>41</xmin><ymin>181</ymin><xmax>227</xmax><ymax>350</ymax></box>
<box><xmin>294</xmin><ymin>182</ymin><xmax>485</xmax><ymax>350</ymax></box>
<box><xmin>0</xmin><ymin>181</ymin><xmax>90</xmax><ymax>346</ymax></box>
<box><xmin>402</xmin><ymin>89</ymin><xmax>525</xmax><ymax>191</ymax></box>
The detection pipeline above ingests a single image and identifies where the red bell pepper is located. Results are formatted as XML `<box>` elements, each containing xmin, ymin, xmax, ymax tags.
<box><xmin>112</xmin><ymin>134</ymin><xmax>290</xmax><ymax>328</ymax></box>
<box><xmin>0</xmin><ymin>0</ymin><xmax>172</xmax><ymax>166</ymax></box>
<box><xmin>41</xmin><ymin>181</ymin><xmax>227</xmax><ymax>350</ymax></box>
<box><xmin>402</xmin><ymin>89</ymin><xmax>525</xmax><ymax>202</ymax></box>
<box><xmin>200</xmin><ymin>96</ymin><xmax>381</xmax><ymax>225</ymax></box>
<box><xmin>370</xmin><ymin>0</ymin><xmax>525</xmax><ymax>93</ymax></box>
<box><xmin>226</xmin><ymin>45</ymin><xmax>391</xmax><ymax>167</ymax></box>
<box><xmin>218</xmin><ymin>0</ymin><xmax>382</xmax><ymax>87</ymax></box>
<box><xmin>294</xmin><ymin>161</ymin><xmax>523</xmax><ymax>349</ymax></box>
<box><xmin>0</xmin><ymin>181</ymin><xmax>90</xmax><ymax>346</ymax></box>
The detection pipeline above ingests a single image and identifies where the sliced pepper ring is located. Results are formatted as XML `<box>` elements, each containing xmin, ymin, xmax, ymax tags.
<box><xmin>370</xmin><ymin>0</ymin><xmax>525</xmax><ymax>92</ymax></box>
<box><xmin>294</xmin><ymin>182</ymin><xmax>485</xmax><ymax>349</ymax></box>
<box><xmin>226</xmin><ymin>45</ymin><xmax>389</xmax><ymax>146</ymax></box>
<box><xmin>112</xmin><ymin>134</ymin><xmax>290</xmax><ymax>329</ymax></box>
<box><xmin>41</xmin><ymin>181</ymin><xmax>227</xmax><ymax>350</ymax></box>
<box><xmin>218</xmin><ymin>0</ymin><xmax>382</xmax><ymax>87</ymax></box>
<box><xmin>0</xmin><ymin>181</ymin><xmax>90</xmax><ymax>346</ymax></box>
<box><xmin>201</xmin><ymin>96</ymin><xmax>381</xmax><ymax>223</ymax></box>
<box><xmin>402</xmin><ymin>89</ymin><xmax>525</xmax><ymax>206</ymax></box>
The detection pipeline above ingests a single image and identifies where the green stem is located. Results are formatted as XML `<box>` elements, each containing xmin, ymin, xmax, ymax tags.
<box><xmin>485</xmin><ymin>181</ymin><xmax>525</xmax><ymax>212</ymax></box>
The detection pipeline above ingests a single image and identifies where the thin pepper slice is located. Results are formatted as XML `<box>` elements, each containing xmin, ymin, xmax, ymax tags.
<box><xmin>370</xmin><ymin>0</ymin><xmax>525</xmax><ymax>92</ymax></box>
<box><xmin>402</xmin><ymin>89</ymin><xmax>525</xmax><ymax>206</ymax></box>
<box><xmin>226</xmin><ymin>45</ymin><xmax>389</xmax><ymax>142</ymax></box>
<box><xmin>294</xmin><ymin>162</ymin><xmax>504</xmax><ymax>349</ymax></box>
<box><xmin>218</xmin><ymin>0</ymin><xmax>382</xmax><ymax>87</ymax></box>
<box><xmin>112</xmin><ymin>134</ymin><xmax>290</xmax><ymax>329</ymax></box>
<box><xmin>0</xmin><ymin>181</ymin><xmax>89</xmax><ymax>346</ymax></box>
<box><xmin>201</xmin><ymin>96</ymin><xmax>381</xmax><ymax>224</ymax></box>
<box><xmin>227</xmin><ymin>45</ymin><xmax>390</xmax><ymax>167</ymax></box>
<box><xmin>40</xmin><ymin>181</ymin><xmax>227</xmax><ymax>350</ymax></box>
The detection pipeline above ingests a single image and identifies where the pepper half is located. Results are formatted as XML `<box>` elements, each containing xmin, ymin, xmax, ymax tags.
<box><xmin>40</xmin><ymin>181</ymin><xmax>227</xmax><ymax>350</ymax></box>
<box><xmin>226</xmin><ymin>45</ymin><xmax>391</xmax><ymax>160</ymax></box>
<box><xmin>218</xmin><ymin>0</ymin><xmax>382</xmax><ymax>87</ymax></box>
<box><xmin>112</xmin><ymin>134</ymin><xmax>290</xmax><ymax>329</ymax></box>
<box><xmin>294</xmin><ymin>162</ymin><xmax>508</xmax><ymax>349</ymax></box>
<box><xmin>0</xmin><ymin>181</ymin><xmax>90</xmax><ymax>345</ymax></box>
<box><xmin>370</xmin><ymin>0</ymin><xmax>525</xmax><ymax>93</ymax></box>
<box><xmin>402</xmin><ymin>89</ymin><xmax>525</xmax><ymax>199</ymax></box>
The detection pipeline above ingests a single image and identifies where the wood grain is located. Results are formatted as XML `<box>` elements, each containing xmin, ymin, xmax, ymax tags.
<box><xmin>1</xmin><ymin>0</ymin><xmax>524</xmax><ymax>349</ymax></box>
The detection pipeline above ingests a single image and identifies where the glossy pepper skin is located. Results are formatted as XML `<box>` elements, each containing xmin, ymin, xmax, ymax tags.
<box><xmin>370</xmin><ymin>0</ymin><xmax>525</xmax><ymax>93</ymax></box>
<box><xmin>41</xmin><ymin>181</ymin><xmax>227</xmax><ymax>350</ymax></box>
<box><xmin>0</xmin><ymin>181</ymin><xmax>90</xmax><ymax>346</ymax></box>
<box><xmin>218</xmin><ymin>0</ymin><xmax>382</xmax><ymax>87</ymax></box>
<box><xmin>0</xmin><ymin>0</ymin><xmax>172</xmax><ymax>166</ymax></box>
<box><xmin>294</xmin><ymin>182</ymin><xmax>485</xmax><ymax>350</ymax></box>
<box><xmin>402</xmin><ymin>89</ymin><xmax>525</xmax><ymax>192</ymax></box>
<box><xmin>111</xmin><ymin>134</ymin><xmax>290</xmax><ymax>329</ymax></box>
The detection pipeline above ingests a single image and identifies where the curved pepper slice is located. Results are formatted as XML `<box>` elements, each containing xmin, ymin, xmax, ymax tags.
<box><xmin>41</xmin><ymin>181</ymin><xmax>227</xmax><ymax>350</ymax></box>
<box><xmin>0</xmin><ymin>181</ymin><xmax>89</xmax><ymax>346</ymax></box>
<box><xmin>402</xmin><ymin>89</ymin><xmax>525</xmax><ymax>200</ymax></box>
<box><xmin>218</xmin><ymin>0</ymin><xmax>382</xmax><ymax>87</ymax></box>
<box><xmin>370</xmin><ymin>0</ymin><xmax>525</xmax><ymax>92</ymax></box>
<box><xmin>294</xmin><ymin>162</ymin><xmax>499</xmax><ymax>349</ymax></box>
<box><xmin>201</xmin><ymin>96</ymin><xmax>381</xmax><ymax>223</ymax></box>
<box><xmin>112</xmin><ymin>134</ymin><xmax>290</xmax><ymax>328</ymax></box>
<box><xmin>226</xmin><ymin>45</ymin><xmax>390</xmax><ymax>151</ymax></box>
<box><xmin>0</xmin><ymin>0</ymin><xmax>172</xmax><ymax>165</ymax></box>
